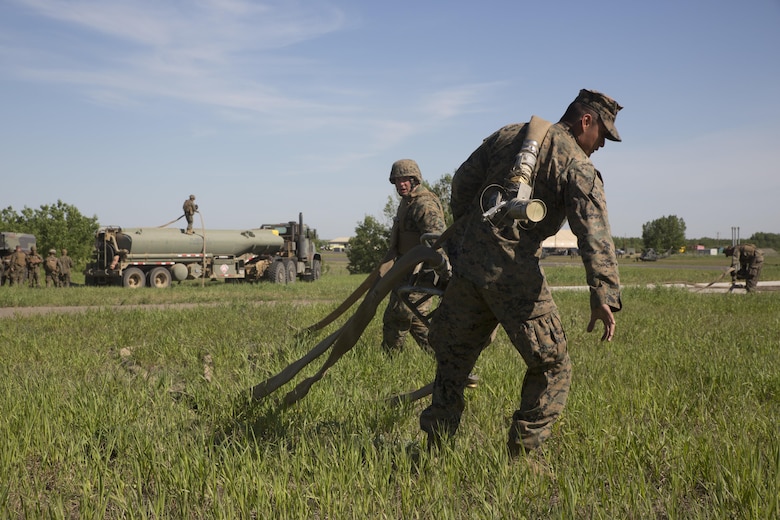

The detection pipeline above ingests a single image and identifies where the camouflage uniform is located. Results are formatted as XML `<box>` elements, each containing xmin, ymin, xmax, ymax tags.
<box><xmin>44</xmin><ymin>249</ymin><xmax>60</xmax><ymax>288</ymax></box>
<box><xmin>421</xmin><ymin>90</ymin><xmax>623</xmax><ymax>454</ymax></box>
<box><xmin>27</xmin><ymin>246</ymin><xmax>43</xmax><ymax>288</ymax></box>
<box><xmin>382</xmin><ymin>159</ymin><xmax>447</xmax><ymax>353</ymax></box>
<box><xmin>725</xmin><ymin>244</ymin><xmax>763</xmax><ymax>292</ymax></box>
<box><xmin>183</xmin><ymin>195</ymin><xmax>198</xmax><ymax>234</ymax></box>
<box><xmin>8</xmin><ymin>246</ymin><xmax>28</xmax><ymax>286</ymax></box>
<box><xmin>58</xmin><ymin>249</ymin><xmax>74</xmax><ymax>287</ymax></box>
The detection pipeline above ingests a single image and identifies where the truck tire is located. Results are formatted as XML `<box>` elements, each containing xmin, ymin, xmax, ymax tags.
<box><xmin>122</xmin><ymin>267</ymin><xmax>146</xmax><ymax>288</ymax></box>
<box><xmin>267</xmin><ymin>260</ymin><xmax>287</xmax><ymax>284</ymax></box>
<box><xmin>285</xmin><ymin>259</ymin><xmax>296</xmax><ymax>284</ymax></box>
<box><xmin>149</xmin><ymin>267</ymin><xmax>172</xmax><ymax>289</ymax></box>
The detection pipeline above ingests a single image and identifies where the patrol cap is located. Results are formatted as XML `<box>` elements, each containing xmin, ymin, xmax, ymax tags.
<box><xmin>49</xmin><ymin>248</ymin><xmax>56</xmax><ymax>254</ymax></box>
<box><xmin>574</xmin><ymin>89</ymin><xmax>623</xmax><ymax>142</ymax></box>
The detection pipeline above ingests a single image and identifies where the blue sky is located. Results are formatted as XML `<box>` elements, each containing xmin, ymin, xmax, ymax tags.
<box><xmin>1</xmin><ymin>0</ymin><xmax>778</xmax><ymax>241</ymax></box>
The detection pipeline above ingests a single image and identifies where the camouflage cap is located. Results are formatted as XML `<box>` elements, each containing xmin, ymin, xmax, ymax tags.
<box><xmin>49</xmin><ymin>248</ymin><xmax>56</xmax><ymax>254</ymax></box>
<box><xmin>574</xmin><ymin>89</ymin><xmax>623</xmax><ymax>142</ymax></box>
<box><xmin>389</xmin><ymin>159</ymin><xmax>422</xmax><ymax>184</ymax></box>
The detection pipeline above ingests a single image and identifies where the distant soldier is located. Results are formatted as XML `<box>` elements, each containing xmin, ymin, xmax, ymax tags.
<box><xmin>9</xmin><ymin>245</ymin><xmax>28</xmax><ymax>286</ymax></box>
<box><xmin>44</xmin><ymin>249</ymin><xmax>60</xmax><ymax>287</ymax></box>
<box><xmin>724</xmin><ymin>244</ymin><xmax>763</xmax><ymax>293</ymax></box>
<box><xmin>0</xmin><ymin>255</ymin><xmax>8</xmax><ymax>286</ymax></box>
<box><xmin>183</xmin><ymin>194</ymin><xmax>198</xmax><ymax>234</ymax></box>
<box><xmin>27</xmin><ymin>245</ymin><xmax>43</xmax><ymax>288</ymax></box>
<box><xmin>58</xmin><ymin>248</ymin><xmax>74</xmax><ymax>287</ymax></box>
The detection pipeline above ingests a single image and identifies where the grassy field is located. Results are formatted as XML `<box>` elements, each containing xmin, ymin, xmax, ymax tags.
<box><xmin>1</xmin><ymin>255</ymin><xmax>779</xmax><ymax>518</ymax></box>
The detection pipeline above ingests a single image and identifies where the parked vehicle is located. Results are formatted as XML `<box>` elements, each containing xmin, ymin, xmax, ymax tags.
<box><xmin>84</xmin><ymin>213</ymin><xmax>321</xmax><ymax>288</ymax></box>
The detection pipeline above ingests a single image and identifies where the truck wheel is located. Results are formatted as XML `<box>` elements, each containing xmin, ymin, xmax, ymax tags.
<box><xmin>122</xmin><ymin>267</ymin><xmax>146</xmax><ymax>288</ymax></box>
<box><xmin>267</xmin><ymin>260</ymin><xmax>287</xmax><ymax>284</ymax></box>
<box><xmin>285</xmin><ymin>259</ymin><xmax>296</xmax><ymax>284</ymax></box>
<box><xmin>149</xmin><ymin>267</ymin><xmax>172</xmax><ymax>289</ymax></box>
<box><xmin>312</xmin><ymin>259</ymin><xmax>322</xmax><ymax>281</ymax></box>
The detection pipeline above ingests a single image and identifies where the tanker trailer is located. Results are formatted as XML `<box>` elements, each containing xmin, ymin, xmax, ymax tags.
<box><xmin>84</xmin><ymin>227</ymin><xmax>285</xmax><ymax>288</ymax></box>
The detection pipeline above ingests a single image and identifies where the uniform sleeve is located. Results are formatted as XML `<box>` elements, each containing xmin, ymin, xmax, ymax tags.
<box><xmin>451</xmin><ymin>137</ymin><xmax>494</xmax><ymax>220</ymax></box>
<box><xmin>564</xmin><ymin>163</ymin><xmax>622</xmax><ymax>312</ymax></box>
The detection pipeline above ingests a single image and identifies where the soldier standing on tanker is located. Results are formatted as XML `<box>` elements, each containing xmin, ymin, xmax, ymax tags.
<box><xmin>27</xmin><ymin>245</ymin><xmax>42</xmax><ymax>288</ymax></box>
<box><xmin>58</xmin><ymin>248</ymin><xmax>74</xmax><ymax>287</ymax></box>
<box><xmin>420</xmin><ymin>89</ymin><xmax>623</xmax><ymax>460</ymax></box>
<box><xmin>380</xmin><ymin>159</ymin><xmax>447</xmax><ymax>354</ymax></box>
<box><xmin>724</xmin><ymin>244</ymin><xmax>763</xmax><ymax>293</ymax></box>
<box><xmin>183</xmin><ymin>195</ymin><xmax>198</xmax><ymax>234</ymax></box>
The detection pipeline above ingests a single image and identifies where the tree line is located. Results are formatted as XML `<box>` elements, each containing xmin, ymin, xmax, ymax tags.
<box><xmin>0</xmin><ymin>200</ymin><xmax>99</xmax><ymax>262</ymax></box>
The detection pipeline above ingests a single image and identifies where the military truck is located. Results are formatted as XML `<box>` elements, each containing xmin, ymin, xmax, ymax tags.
<box><xmin>84</xmin><ymin>213</ymin><xmax>322</xmax><ymax>288</ymax></box>
<box><xmin>1</xmin><ymin>232</ymin><xmax>37</xmax><ymax>285</ymax></box>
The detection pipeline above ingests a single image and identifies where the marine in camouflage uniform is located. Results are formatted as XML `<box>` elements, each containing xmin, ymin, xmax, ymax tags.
<box><xmin>58</xmin><ymin>248</ymin><xmax>74</xmax><ymax>287</ymax></box>
<box><xmin>8</xmin><ymin>246</ymin><xmax>28</xmax><ymax>287</ymax></box>
<box><xmin>724</xmin><ymin>244</ymin><xmax>763</xmax><ymax>293</ymax></box>
<box><xmin>44</xmin><ymin>249</ymin><xmax>60</xmax><ymax>288</ymax></box>
<box><xmin>381</xmin><ymin>159</ymin><xmax>447</xmax><ymax>354</ymax></box>
<box><xmin>420</xmin><ymin>90</ymin><xmax>623</xmax><ymax>456</ymax></box>
<box><xmin>183</xmin><ymin>195</ymin><xmax>198</xmax><ymax>234</ymax></box>
<box><xmin>27</xmin><ymin>245</ymin><xmax>43</xmax><ymax>288</ymax></box>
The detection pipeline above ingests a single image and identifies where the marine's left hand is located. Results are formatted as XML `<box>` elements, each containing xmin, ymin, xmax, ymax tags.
<box><xmin>587</xmin><ymin>304</ymin><xmax>615</xmax><ymax>342</ymax></box>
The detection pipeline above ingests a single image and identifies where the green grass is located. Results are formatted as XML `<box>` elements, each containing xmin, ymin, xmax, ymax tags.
<box><xmin>1</xmin><ymin>263</ymin><xmax>779</xmax><ymax>518</ymax></box>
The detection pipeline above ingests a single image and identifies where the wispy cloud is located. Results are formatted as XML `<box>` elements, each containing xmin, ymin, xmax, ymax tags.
<box><xmin>4</xmin><ymin>0</ymin><xmax>349</xmax><ymax>115</ymax></box>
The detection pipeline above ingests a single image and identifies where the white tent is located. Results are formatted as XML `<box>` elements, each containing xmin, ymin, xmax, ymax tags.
<box><xmin>541</xmin><ymin>228</ymin><xmax>578</xmax><ymax>250</ymax></box>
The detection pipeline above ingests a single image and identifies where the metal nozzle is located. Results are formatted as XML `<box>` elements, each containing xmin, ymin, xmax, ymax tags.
<box><xmin>505</xmin><ymin>198</ymin><xmax>547</xmax><ymax>223</ymax></box>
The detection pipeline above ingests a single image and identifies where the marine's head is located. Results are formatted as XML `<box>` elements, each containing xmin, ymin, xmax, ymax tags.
<box><xmin>573</xmin><ymin>89</ymin><xmax>622</xmax><ymax>142</ymax></box>
<box><xmin>389</xmin><ymin>159</ymin><xmax>422</xmax><ymax>197</ymax></box>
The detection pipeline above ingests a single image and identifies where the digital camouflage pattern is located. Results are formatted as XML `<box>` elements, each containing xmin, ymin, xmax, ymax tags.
<box><xmin>382</xmin><ymin>183</ymin><xmax>446</xmax><ymax>353</ymax></box>
<box><xmin>421</xmin><ymin>118</ymin><xmax>622</xmax><ymax>453</ymax></box>
<box><xmin>725</xmin><ymin>243</ymin><xmax>763</xmax><ymax>292</ymax></box>
<box><xmin>27</xmin><ymin>246</ymin><xmax>42</xmax><ymax>288</ymax></box>
<box><xmin>58</xmin><ymin>250</ymin><xmax>74</xmax><ymax>287</ymax></box>
<box><xmin>183</xmin><ymin>195</ymin><xmax>198</xmax><ymax>234</ymax></box>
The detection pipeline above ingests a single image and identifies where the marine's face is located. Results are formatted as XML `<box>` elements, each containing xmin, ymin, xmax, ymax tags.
<box><xmin>394</xmin><ymin>176</ymin><xmax>414</xmax><ymax>197</ymax></box>
<box><xmin>576</xmin><ymin>113</ymin><xmax>606</xmax><ymax>157</ymax></box>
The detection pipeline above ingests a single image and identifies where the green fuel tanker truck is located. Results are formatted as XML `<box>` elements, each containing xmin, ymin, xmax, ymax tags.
<box><xmin>85</xmin><ymin>213</ymin><xmax>321</xmax><ymax>288</ymax></box>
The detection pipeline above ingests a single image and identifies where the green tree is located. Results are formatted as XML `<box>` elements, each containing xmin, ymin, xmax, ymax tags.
<box><xmin>0</xmin><ymin>200</ymin><xmax>99</xmax><ymax>263</ymax></box>
<box><xmin>642</xmin><ymin>215</ymin><xmax>686</xmax><ymax>252</ymax></box>
<box><xmin>346</xmin><ymin>215</ymin><xmax>390</xmax><ymax>274</ymax></box>
<box><xmin>748</xmin><ymin>232</ymin><xmax>780</xmax><ymax>249</ymax></box>
<box><xmin>426</xmin><ymin>173</ymin><xmax>453</xmax><ymax>226</ymax></box>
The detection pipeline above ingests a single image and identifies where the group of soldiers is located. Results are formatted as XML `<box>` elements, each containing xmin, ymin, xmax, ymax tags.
<box><xmin>1</xmin><ymin>246</ymin><xmax>74</xmax><ymax>288</ymax></box>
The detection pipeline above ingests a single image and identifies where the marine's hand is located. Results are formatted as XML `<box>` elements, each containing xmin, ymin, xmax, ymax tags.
<box><xmin>587</xmin><ymin>304</ymin><xmax>615</xmax><ymax>342</ymax></box>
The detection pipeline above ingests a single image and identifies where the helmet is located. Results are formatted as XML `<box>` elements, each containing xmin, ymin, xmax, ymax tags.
<box><xmin>389</xmin><ymin>159</ymin><xmax>422</xmax><ymax>184</ymax></box>
<box><xmin>189</xmin><ymin>194</ymin><xmax>196</xmax><ymax>200</ymax></box>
